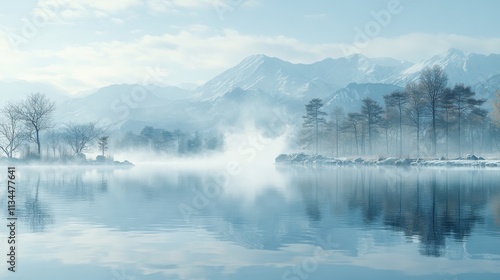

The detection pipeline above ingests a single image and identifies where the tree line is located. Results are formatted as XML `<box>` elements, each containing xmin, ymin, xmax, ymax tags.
<box><xmin>300</xmin><ymin>65</ymin><xmax>498</xmax><ymax>158</ymax></box>
<box><xmin>117</xmin><ymin>126</ymin><xmax>224</xmax><ymax>155</ymax></box>
<box><xmin>0</xmin><ymin>93</ymin><xmax>109</xmax><ymax>160</ymax></box>
<box><xmin>0</xmin><ymin>93</ymin><xmax>109</xmax><ymax>159</ymax></box>
<box><xmin>0</xmin><ymin>93</ymin><xmax>225</xmax><ymax>160</ymax></box>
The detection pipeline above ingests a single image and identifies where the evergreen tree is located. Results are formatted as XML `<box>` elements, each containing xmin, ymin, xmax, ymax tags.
<box><xmin>302</xmin><ymin>98</ymin><xmax>328</xmax><ymax>155</ymax></box>
<box><xmin>361</xmin><ymin>98</ymin><xmax>383</xmax><ymax>155</ymax></box>
<box><xmin>330</xmin><ymin>106</ymin><xmax>345</xmax><ymax>157</ymax></box>
<box><xmin>443</xmin><ymin>84</ymin><xmax>485</xmax><ymax>157</ymax></box>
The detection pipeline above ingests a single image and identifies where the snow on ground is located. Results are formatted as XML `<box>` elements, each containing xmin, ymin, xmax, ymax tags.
<box><xmin>275</xmin><ymin>153</ymin><xmax>500</xmax><ymax>167</ymax></box>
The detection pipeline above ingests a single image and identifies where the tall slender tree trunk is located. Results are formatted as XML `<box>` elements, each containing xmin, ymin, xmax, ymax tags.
<box><xmin>458</xmin><ymin>111</ymin><xmax>461</xmax><ymax>158</ymax></box>
<box><xmin>400</xmin><ymin>114</ymin><xmax>403</xmax><ymax>157</ymax></box>
<box><xmin>416</xmin><ymin>122</ymin><xmax>420</xmax><ymax>158</ymax></box>
<box><xmin>36</xmin><ymin>128</ymin><xmax>41</xmax><ymax>157</ymax></box>
<box><xmin>385</xmin><ymin>127</ymin><xmax>389</xmax><ymax>155</ymax></box>
<box><xmin>335</xmin><ymin>124</ymin><xmax>339</xmax><ymax>157</ymax></box>
<box><xmin>445</xmin><ymin>111</ymin><xmax>449</xmax><ymax>158</ymax></box>
<box><xmin>432</xmin><ymin>106</ymin><xmax>437</xmax><ymax>156</ymax></box>
<box><xmin>315</xmin><ymin>116</ymin><xmax>319</xmax><ymax>155</ymax></box>
<box><xmin>470</xmin><ymin>126</ymin><xmax>475</xmax><ymax>154</ymax></box>
<box><xmin>354</xmin><ymin>127</ymin><xmax>359</xmax><ymax>155</ymax></box>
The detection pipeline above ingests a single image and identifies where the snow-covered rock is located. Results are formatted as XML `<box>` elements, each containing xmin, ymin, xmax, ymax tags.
<box><xmin>276</xmin><ymin>153</ymin><xmax>500</xmax><ymax>168</ymax></box>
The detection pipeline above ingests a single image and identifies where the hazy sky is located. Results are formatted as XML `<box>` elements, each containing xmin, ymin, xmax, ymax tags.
<box><xmin>0</xmin><ymin>0</ymin><xmax>499</xmax><ymax>94</ymax></box>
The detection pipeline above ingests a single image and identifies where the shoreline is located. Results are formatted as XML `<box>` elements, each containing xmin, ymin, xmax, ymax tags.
<box><xmin>0</xmin><ymin>158</ymin><xmax>135</xmax><ymax>168</ymax></box>
<box><xmin>275</xmin><ymin>153</ymin><xmax>500</xmax><ymax>168</ymax></box>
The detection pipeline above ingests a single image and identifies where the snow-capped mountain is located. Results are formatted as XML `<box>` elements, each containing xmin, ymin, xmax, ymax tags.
<box><xmin>395</xmin><ymin>48</ymin><xmax>500</xmax><ymax>86</ymax></box>
<box><xmin>54</xmin><ymin>84</ymin><xmax>199</xmax><ymax>129</ymax></box>
<box><xmin>324</xmin><ymin>83</ymin><xmax>404</xmax><ymax>112</ymax></box>
<box><xmin>3</xmin><ymin>48</ymin><xmax>500</xmax><ymax>133</ymax></box>
<box><xmin>472</xmin><ymin>74</ymin><xmax>500</xmax><ymax>109</ymax></box>
<box><xmin>197</xmin><ymin>54</ymin><xmax>411</xmax><ymax>101</ymax></box>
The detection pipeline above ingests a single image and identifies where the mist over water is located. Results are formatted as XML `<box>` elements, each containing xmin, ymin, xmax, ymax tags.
<box><xmin>110</xmin><ymin>127</ymin><xmax>292</xmax><ymax>170</ymax></box>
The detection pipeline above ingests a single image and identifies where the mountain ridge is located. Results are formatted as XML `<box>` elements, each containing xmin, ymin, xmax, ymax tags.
<box><xmin>3</xmin><ymin>48</ymin><xmax>500</xmax><ymax>132</ymax></box>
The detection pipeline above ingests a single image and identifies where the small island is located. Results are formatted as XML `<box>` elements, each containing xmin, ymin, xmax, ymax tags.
<box><xmin>0</xmin><ymin>93</ymin><xmax>134</xmax><ymax>167</ymax></box>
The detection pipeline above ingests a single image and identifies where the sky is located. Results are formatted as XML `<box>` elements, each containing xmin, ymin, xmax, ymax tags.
<box><xmin>0</xmin><ymin>0</ymin><xmax>499</xmax><ymax>95</ymax></box>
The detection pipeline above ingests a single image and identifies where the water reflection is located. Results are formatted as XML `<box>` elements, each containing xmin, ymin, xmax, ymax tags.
<box><xmin>1</xmin><ymin>165</ymin><xmax>499</xmax><ymax>279</ymax></box>
<box><xmin>284</xmin><ymin>167</ymin><xmax>496</xmax><ymax>257</ymax></box>
<box><xmin>20</xmin><ymin>174</ymin><xmax>54</xmax><ymax>232</ymax></box>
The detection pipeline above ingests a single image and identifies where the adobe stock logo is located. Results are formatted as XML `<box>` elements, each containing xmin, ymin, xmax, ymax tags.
<box><xmin>3</xmin><ymin>0</ymin><xmax>63</xmax><ymax>50</ymax></box>
<box><xmin>340</xmin><ymin>0</ymin><xmax>409</xmax><ymax>56</ymax></box>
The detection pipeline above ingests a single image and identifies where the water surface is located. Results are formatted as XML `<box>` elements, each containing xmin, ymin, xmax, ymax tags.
<box><xmin>1</xmin><ymin>165</ymin><xmax>500</xmax><ymax>279</ymax></box>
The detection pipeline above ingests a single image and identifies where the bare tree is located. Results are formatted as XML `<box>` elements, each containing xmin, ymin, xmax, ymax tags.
<box><xmin>0</xmin><ymin>104</ymin><xmax>26</xmax><ymax>158</ymax></box>
<box><xmin>379</xmin><ymin>110</ymin><xmax>392</xmax><ymax>156</ymax></box>
<box><xmin>419</xmin><ymin>66</ymin><xmax>448</xmax><ymax>156</ymax></box>
<box><xmin>344</xmin><ymin>113</ymin><xmax>364</xmax><ymax>155</ymax></box>
<box><xmin>45</xmin><ymin>130</ymin><xmax>63</xmax><ymax>158</ymax></box>
<box><xmin>14</xmin><ymin>93</ymin><xmax>56</xmax><ymax>157</ymax></box>
<box><xmin>63</xmin><ymin>122</ymin><xmax>103</xmax><ymax>154</ymax></box>
<box><xmin>405</xmin><ymin>82</ymin><xmax>426</xmax><ymax>158</ymax></box>
<box><xmin>384</xmin><ymin>90</ymin><xmax>408</xmax><ymax>157</ymax></box>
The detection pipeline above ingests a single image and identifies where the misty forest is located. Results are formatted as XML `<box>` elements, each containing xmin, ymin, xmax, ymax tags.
<box><xmin>0</xmin><ymin>93</ymin><xmax>224</xmax><ymax>162</ymax></box>
<box><xmin>299</xmin><ymin>65</ymin><xmax>500</xmax><ymax>159</ymax></box>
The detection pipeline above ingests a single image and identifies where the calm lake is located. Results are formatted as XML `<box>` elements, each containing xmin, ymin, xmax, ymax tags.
<box><xmin>1</xmin><ymin>164</ymin><xmax>500</xmax><ymax>279</ymax></box>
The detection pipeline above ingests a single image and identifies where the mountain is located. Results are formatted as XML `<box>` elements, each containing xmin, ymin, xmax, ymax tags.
<box><xmin>55</xmin><ymin>84</ymin><xmax>199</xmax><ymax>129</ymax></box>
<box><xmin>0</xmin><ymin>80</ymin><xmax>69</xmax><ymax>108</ymax></box>
<box><xmin>472</xmin><ymin>74</ymin><xmax>500</xmax><ymax>109</ymax></box>
<box><xmin>197</xmin><ymin>54</ymin><xmax>411</xmax><ymax>102</ymax></box>
<box><xmin>2</xmin><ymin>48</ymin><xmax>500</xmax><ymax>134</ymax></box>
<box><xmin>395</xmin><ymin>48</ymin><xmax>500</xmax><ymax>86</ymax></box>
<box><xmin>324</xmin><ymin>83</ymin><xmax>404</xmax><ymax>112</ymax></box>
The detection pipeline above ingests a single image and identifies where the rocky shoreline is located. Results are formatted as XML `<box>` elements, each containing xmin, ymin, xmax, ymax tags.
<box><xmin>0</xmin><ymin>156</ymin><xmax>134</xmax><ymax>168</ymax></box>
<box><xmin>275</xmin><ymin>153</ymin><xmax>500</xmax><ymax>167</ymax></box>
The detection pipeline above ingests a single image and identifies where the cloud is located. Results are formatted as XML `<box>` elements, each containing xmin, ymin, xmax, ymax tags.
<box><xmin>304</xmin><ymin>13</ymin><xmax>326</xmax><ymax>20</ymax></box>
<box><xmin>109</xmin><ymin>17</ymin><xmax>125</xmax><ymax>25</ymax></box>
<box><xmin>1</xmin><ymin>25</ymin><xmax>500</xmax><ymax>94</ymax></box>
<box><xmin>34</xmin><ymin>0</ymin><xmax>256</xmax><ymax>19</ymax></box>
<box><xmin>346</xmin><ymin>33</ymin><xmax>500</xmax><ymax>62</ymax></box>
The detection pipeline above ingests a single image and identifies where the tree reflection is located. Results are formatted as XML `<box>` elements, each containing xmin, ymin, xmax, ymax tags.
<box><xmin>288</xmin><ymin>167</ymin><xmax>494</xmax><ymax>258</ymax></box>
<box><xmin>361</xmin><ymin>168</ymin><xmax>486</xmax><ymax>257</ymax></box>
<box><xmin>21</xmin><ymin>174</ymin><xmax>54</xmax><ymax>232</ymax></box>
<box><xmin>299</xmin><ymin>172</ymin><xmax>322</xmax><ymax>222</ymax></box>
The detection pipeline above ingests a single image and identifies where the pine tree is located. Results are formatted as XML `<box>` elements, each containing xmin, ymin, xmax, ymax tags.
<box><xmin>302</xmin><ymin>98</ymin><xmax>328</xmax><ymax>155</ymax></box>
<box><xmin>361</xmin><ymin>98</ymin><xmax>383</xmax><ymax>155</ymax></box>
<box><xmin>443</xmin><ymin>84</ymin><xmax>485</xmax><ymax>157</ymax></box>
<box><xmin>98</xmin><ymin>136</ymin><xmax>109</xmax><ymax>157</ymax></box>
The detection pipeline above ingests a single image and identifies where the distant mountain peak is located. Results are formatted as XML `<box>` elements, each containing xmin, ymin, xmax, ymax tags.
<box><xmin>444</xmin><ymin>48</ymin><xmax>466</xmax><ymax>56</ymax></box>
<box><xmin>346</xmin><ymin>53</ymin><xmax>368</xmax><ymax>60</ymax></box>
<box><xmin>240</xmin><ymin>54</ymin><xmax>277</xmax><ymax>65</ymax></box>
